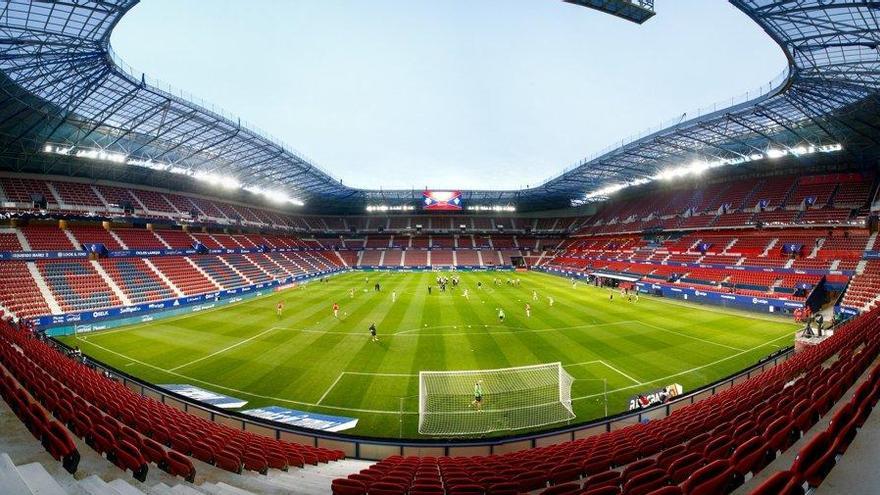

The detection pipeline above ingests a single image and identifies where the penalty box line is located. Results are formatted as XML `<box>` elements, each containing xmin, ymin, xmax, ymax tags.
<box><xmin>316</xmin><ymin>361</ymin><xmax>641</xmax><ymax>407</ymax></box>
<box><xmin>76</xmin><ymin>329</ymin><xmax>794</xmax><ymax>416</ymax></box>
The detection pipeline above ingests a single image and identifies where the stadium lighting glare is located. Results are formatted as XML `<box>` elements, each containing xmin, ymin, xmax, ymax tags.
<box><xmin>43</xmin><ymin>143</ymin><xmax>304</xmax><ymax>207</ymax></box>
<box><xmin>366</xmin><ymin>205</ymin><xmax>415</xmax><ymax>212</ymax></box>
<box><xmin>583</xmin><ymin>143</ymin><xmax>843</xmax><ymax>200</ymax></box>
<box><xmin>467</xmin><ymin>205</ymin><xmax>517</xmax><ymax>212</ymax></box>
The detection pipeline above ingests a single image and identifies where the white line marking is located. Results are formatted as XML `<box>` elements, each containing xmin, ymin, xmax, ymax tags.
<box><xmin>561</xmin><ymin>360</ymin><xmax>601</xmax><ymax>368</ymax></box>
<box><xmin>168</xmin><ymin>327</ymin><xmax>279</xmax><ymax>371</ymax></box>
<box><xmin>635</xmin><ymin>320</ymin><xmax>746</xmax><ymax>352</ymax></box>
<box><xmin>316</xmin><ymin>373</ymin><xmax>344</xmax><ymax>405</ymax></box>
<box><xmin>76</xmin><ymin>330</ymin><xmax>793</xmax><ymax>416</ymax></box>
<box><xmin>343</xmin><ymin>371</ymin><xmax>419</xmax><ymax>377</ymax></box>
<box><xmin>598</xmin><ymin>360</ymin><xmax>642</xmax><ymax>384</ymax></box>
<box><xmin>571</xmin><ymin>332</ymin><xmax>793</xmax><ymax>402</ymax></box>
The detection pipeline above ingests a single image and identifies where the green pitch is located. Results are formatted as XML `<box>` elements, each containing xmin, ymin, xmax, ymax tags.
<box><xmin>59</xmin><ymin>270</ymin><xmax>797</xmax><ymax>438</ymax></box>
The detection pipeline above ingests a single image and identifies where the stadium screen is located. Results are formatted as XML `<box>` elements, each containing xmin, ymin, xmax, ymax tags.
<box><xmin>422</xmin><ymin>190</ymin><xmax>463</xmax><ymax>211</ymax></box>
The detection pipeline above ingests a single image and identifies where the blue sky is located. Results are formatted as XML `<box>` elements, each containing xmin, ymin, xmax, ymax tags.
<box><xmin>111</xmin><ymin>0</ymin><xmax>785</xmax><ymax>191</ymax></box>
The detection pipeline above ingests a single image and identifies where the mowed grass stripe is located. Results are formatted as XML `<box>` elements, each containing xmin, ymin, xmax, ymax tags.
<box><xmin>63</xmin><ymin>271</ymin><xmax>797</xmax><ymax>438</ymax></box>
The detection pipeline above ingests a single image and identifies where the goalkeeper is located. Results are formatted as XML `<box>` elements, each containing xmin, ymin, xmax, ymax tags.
<box><xmin>470</xmin><ymin>380</ymin><xmax>484</xmax><ymax>411</ymax></box>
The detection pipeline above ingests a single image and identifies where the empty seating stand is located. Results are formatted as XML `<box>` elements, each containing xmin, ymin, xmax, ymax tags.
<box><xmin>0</xmin><ymin>321</ymin><xmax>344</xmax><ymax>486</ymax></box>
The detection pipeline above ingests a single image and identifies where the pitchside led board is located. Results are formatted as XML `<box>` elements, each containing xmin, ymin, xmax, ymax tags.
<box><xmin>422</xmin><ymin>190</ymin><xmax>463</xmax><ymax>211</ymax></box>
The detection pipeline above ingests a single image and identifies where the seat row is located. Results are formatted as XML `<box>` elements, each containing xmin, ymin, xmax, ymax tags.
<box><xmin>0</xmin><ymin>321</ymin><xmax>345</xmax><ymax>485</ymax></box>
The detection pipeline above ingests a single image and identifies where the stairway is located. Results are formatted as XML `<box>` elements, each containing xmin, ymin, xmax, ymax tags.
<box><xmin>44</xmin><ymin>182</ymin><xmax>64</xmax><ymax>207</ymax></box>
<box><xmin>109</xmin><ymin>230</ymin><xmax>128</xmax><ymax>249</ymax></box>
<box><xmin>90</xmin><ymin>185</ymin><xmax>112</xmax><ymax>210</ymax></box>
<box><xmin>807</xmin><ymin>238</ymin><xmax>825</xmax><ymax>258</ymax></box>
<box><xmin>184</xmin><ymin>257</ymin><xmax>223</xmax><ymax>290</ymax></box>
<box><xmin>760</xmin><ymin>238</ymin><xmax>779</xmax><ymax>257</ymax></box>
<box><xmin>90</xmin><ymin>260</ymin><xmax>133</xmax><ymax>306</ymax></box>
<box><xmin>142</xmin><ymin>258</ymin><xmax>185</xmax><ymax>297</ymax></box>
<box><xmin>62</xmin><ymin>229</ymin><xmax>81</xmax><ymax>250</ymax></box>
<box><xmin>335</xmin><ymin>251</ymin><xmax>348</xmax><ymax>267</ymax></box>
<box><xmin>26</xmin><ymin>262</ymin><xmax>63</xmax><ymax>314</ymax></box>
<box><xmin>217</xmin><ymin>258</ymin><xmax>253</xmax><ymax>285</ymax></box>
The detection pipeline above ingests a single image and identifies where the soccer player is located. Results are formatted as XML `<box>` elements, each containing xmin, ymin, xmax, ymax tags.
<box><xmin>548</xmin><ymin>296</ymin><xmax>554</xmax><ymax>307</ymax></box>
<box><xmin>349</xmin><ymin>288</ymin><xmax>354</xmax><ymax>299</ymax></box>
<box><xmin>276</xmin><ymin>301</ymin><xmax>283</xmax><ymax>318</ymax></box>
<box><xmin>428</xmin><ymin>285</ymin><xmax>432</xmax><ymax>295</ymax></box>
<box><xmin>392</xmin><ymin>290</ymin><xmax>397</xmax><ymax>303</ymax></box>
<box><xmin>333</xmin><ymin>302</ymin><xmax>340</xmax><ymax>318</ymax></box>
<box><xmin>525</xmin><ymin>303</ymin><xmax>531</xmax><ymax>318</ymax></box>
<box><xmin>463</xmin><ymin>288</ymin><xmax>470</xmax><ymax>300</ymax></box>
<box><xmin>532</xmin><ymin>290</ymin><xmax>538</xmax><ymax>301</ymax></box>
<box><xmin>609</xmin><ymin>292</ymin><xmax>613</xmax><ymax>302</ymax></box>
<box><xmin>369</xmin><ymin>322</ymin><xmax>378</xmax><ymax>342</ymax></box>
<box><xmin>498</xmin><ymin>308</ymin><xmax>505</xmax><ymax>323</ymax></box>
<box><xmin>470</xmin><ymin>380</ymin><xmax>484</xmax><ymax>411</ymax></box>
<box><xmin>375</xmin><ymin>282</ymin><xmax>380</xmax><ymax>292</ymax></box>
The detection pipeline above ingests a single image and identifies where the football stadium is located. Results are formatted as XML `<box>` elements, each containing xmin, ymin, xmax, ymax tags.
<box><xmin>0</xmin><ymin>0</ymin><xmax>878</xmax><ymax>494</ymax></box>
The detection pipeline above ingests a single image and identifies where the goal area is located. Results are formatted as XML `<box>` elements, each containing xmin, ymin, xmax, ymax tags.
<box><xmin>418</xmin><ymin>362</ymin><xmax>575</xmax><ymax>436</ymax></box>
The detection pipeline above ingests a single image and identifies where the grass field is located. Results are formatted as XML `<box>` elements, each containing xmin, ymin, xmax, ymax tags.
<box><xmin>59</xmin><ymin>270</ymin><xmax>798</xmax><ymax>439</ymax></box>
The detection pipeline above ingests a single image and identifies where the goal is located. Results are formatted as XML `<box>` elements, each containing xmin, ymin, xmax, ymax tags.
<box><xmin>418</xmin><ymin>362</ymin><xmax>575</xmax><ymax>436</ymax></box>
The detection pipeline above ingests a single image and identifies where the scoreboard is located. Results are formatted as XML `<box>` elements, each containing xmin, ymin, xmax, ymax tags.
<box><xmin>422</xmin><ymin>190</ymin><xmax>463</xmax><ymax>211</ymax></box>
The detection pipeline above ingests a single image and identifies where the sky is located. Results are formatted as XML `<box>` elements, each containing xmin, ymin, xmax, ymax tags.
<box><xmin>111</xmin><ymin>0</ymin><xmax>786</xmax><ymax>191</ymax></box>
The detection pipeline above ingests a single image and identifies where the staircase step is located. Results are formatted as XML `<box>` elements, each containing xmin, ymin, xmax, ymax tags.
<box><xmin>0</xmin><ymin>453</ymin><xmax>34</xmax><ymax>495</ymax></box>
<box><xmin>108</xmin><ymin>478</ymin><xmax>149</xmax><ymax>495</ymax></box>
<box><xmin>78</xmin><ymin>475</ymin><xmax>123</xmax><ymax>495</ymax></box>
<box><xmin>17</xmin><ymin>462</ymin><xmax>68</xmax><ymax>495</ymax></box>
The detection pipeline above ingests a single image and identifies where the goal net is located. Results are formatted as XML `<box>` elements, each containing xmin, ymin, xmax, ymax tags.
<box><xmin>418</xmin><ymin>362</ymin><xmax>575</xmax><ymax>436</ymax></box>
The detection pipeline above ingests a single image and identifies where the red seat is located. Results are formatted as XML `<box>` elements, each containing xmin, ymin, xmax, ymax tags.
<box><xmin>730</xmin><ymin>436</ymin><xmax>773</xmax><ymax>476</ymax></box>
<box><xmin>622</xmin><ymin>468</ymin><xmax>668</xmax><ymax>495</ymax></box>
<box><xmin>486</xmin><ymin>481</ymin><xmax>519</xmax><ymax>495</ymax></box>
<box><xmin>86</xmin><ymin>424</ymin><xmax>115</xmax><ymax>456</ymax></box>
<box><xmin>680</xmin><ymin>459</ymin><xmax>741</xmax><ymax>495</ymax></box>
<box><xmin>790</xmin><ymin>431</ymin><xmax>836</xmax><ymax>488</ymax></box>
<box><xmin>331</xmin><ymin>478</ymin><xmax>366</xmax><ymax>495</ymax></box>
<box><xmin>41</xmin><ymin>420</ymin><xmax>80</xmax><ymax>474</ymax></box>
<box><xmin>368</xmin><ymin>482</ymin><xmax>407</xmax><ymax>495</ymax></box>
<box><xmin>667</xmin><ymin>453</ymin><xmax>704</xmax><ymax>484</ymax></box>
<box><xmin>702</xmin><ymin>435</ymin><xmax>735</xmax><ymax>461</ymax></box>
<box><xmin>448</xmin><ymin>484</ymin><xmax>485</xmax><ymax>495</ymax></box>
<box><xmin>214</xmin><ymin>450</ymin><xmax>242</xmax><ymax>474</ymax></box>
<box><xmin>112</xmin><ymin>439</ymin><xmax>149</xmax><ymax>482</ymax></box>
<box><xmin>548</xmin><ymin>462</ymin><xmax>581</xmax><ymax>484</ymax></box>
<box><xmin>540</xmin><ymin>483</ymin><xmax>579</xmax><ymax>495</ymax></box>
<box><xmin>190</xmin><ymin>441</ymin><xmax>215</xmax><ymax>464</ymax></box>
<box><xmin>826</xmin><ymin>402</ymin><xmax>858</xmax><ymax>454</ymax></box>
<box><xmin>763</xmin><ymin>416</ymin><xmax>798</xmax><ymax>453</ymax></box>
<box><xmin>243</xmin><ymin>452</ymin><xmax>268</xmax><ymax>474</ymax></box>
<box><xmin>515</xmin><ymin>470</ymin><xmax>547</xmax><ymax>492</ymax></box>
<box><xmin>581</xmin><ymin>486</ymin><xmax>620</xmax><ymax>495</ymax></box>
<box><xmin>644</xmin><ymin>487</ymin><xmax>682</xmax><ymax>495</ymax></box>
<box><xmin>165</xmin><ymin>449</ymin><xmax>196</xmax><ymax>482</ymax></box>
<box><xmin>747</xmin><ymin>470</ymin><xmax>804</xmax><ymax>495</ymax></box>
<box><xmin>583</xmin><ymin>469</ymin><xmax>621</xmax><ymax>491</ymax></box>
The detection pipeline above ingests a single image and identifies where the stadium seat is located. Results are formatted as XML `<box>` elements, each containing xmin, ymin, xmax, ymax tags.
<box><xmin>789</xmin><ymin>431</ymin><xmax>837</xmax><ymax>488</ymax></box>
<box><xmin>680</xmin><ymin>459</ymin><xmax>741</xmax><ymax>495</ymax></box>
<box><xmin>580</xmin><ymin>486</ymin><xmax>620</xmax><ymax>495</ymax></box>
<box><xmin>747</xmin><ymin>470</ymin><xmax>804</xmax><ymax>495</ymax></box>
<box><xmin>332</xmin><ymin>478</ymin><xmax>367</xmax><ymax>495</ymax></box>
<box><xmin>730</xmin><ymin>436</ymin><xmax>774</xmax><ymax>476</ymax></box>
<box><xmin>622</xmin><ymin>468</ymin><xmax>668</xmax><ymax>495</ymax></box>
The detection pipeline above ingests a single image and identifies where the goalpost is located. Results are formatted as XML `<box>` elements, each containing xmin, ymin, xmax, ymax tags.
<box><xmin>418</xmin><ymin>362</ymin><xmax>575</xmax><ymax>436</ymax></box>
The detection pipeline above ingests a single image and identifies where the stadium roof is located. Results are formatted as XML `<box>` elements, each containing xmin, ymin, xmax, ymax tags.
<box><xmin>0</xmin><ymin>0</ymin><xmax>878</xmax><ymax>212</ymax></box>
